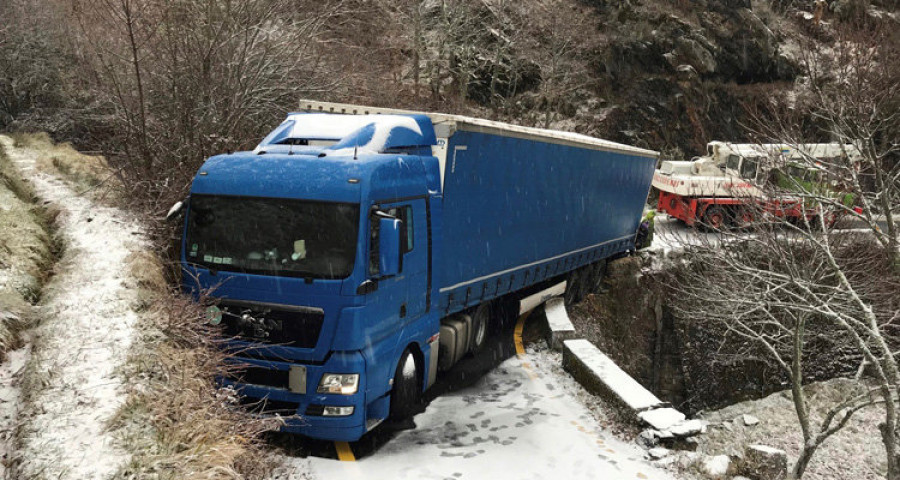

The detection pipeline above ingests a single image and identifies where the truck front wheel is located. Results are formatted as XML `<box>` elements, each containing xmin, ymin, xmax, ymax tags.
<box><xmin>389</xmin><ymin>349</ymin><xmax>421</xmax><ymax>420</ymax></box>
<box><xmin>703</xmin><ymin>205</ymin><xmax>728</xmax><ymax>230</ymax></box>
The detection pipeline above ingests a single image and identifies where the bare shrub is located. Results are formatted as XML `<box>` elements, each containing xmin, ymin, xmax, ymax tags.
<box><xmin>670</xmin><ymin>221</ymin><xmax>898</xmax><ymax>478</ymax></box>
<box><xmin>115</xmin><ymin>251</ymin><xmax>281</xmax><ymax>479</ymax></box>
<box><xmin>70</xmin><ymin>0</ymin><xmax>342</xmax><ymax>215</ymax></box>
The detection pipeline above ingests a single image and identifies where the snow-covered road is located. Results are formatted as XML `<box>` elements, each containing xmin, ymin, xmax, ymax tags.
<box><xmin>0</xmin><ymin>136</ymin><xmax>145</xmax><ymax>479</ymax></box>
<box><xmin>272</xmin><ymin>340</ymin><xmax>675</xmax><ymax>480</ymax></box>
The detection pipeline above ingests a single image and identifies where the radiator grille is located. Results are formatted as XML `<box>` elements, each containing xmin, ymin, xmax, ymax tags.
<box><xmin>220</xmin><ymin>302</ymin><xmax>324</xmax><ymax>349</ymax></box>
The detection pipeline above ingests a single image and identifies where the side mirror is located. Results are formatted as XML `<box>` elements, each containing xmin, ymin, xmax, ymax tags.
<box><xmin>166</xmin><ymin>200</ymin><xmax>185</xmax><ymax>222</ymax></box>
<box><xmin>378</xmin><ymin>217</ymin><xmax>402</xmax><ymax>277</ymax></box>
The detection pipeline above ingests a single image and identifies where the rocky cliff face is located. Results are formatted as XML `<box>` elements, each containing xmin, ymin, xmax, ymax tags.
<box><xmin>584</xmin><ymin>1</ymin><xmax>801</xmax><ymax>156</ymax></box>
<box><xmin>3</xmin><ymin>0</ymin><xmax>897</xmax><ymax>172</ymax></box>
<box><xmin>341</xmin><ymin>0</ymin><xmax>897</xmax><ymax>159</ymax></box>
<box><xmin>570</xmin><ymin>254</ymin><xmax>866</xmax><ymax>414</ymax></box>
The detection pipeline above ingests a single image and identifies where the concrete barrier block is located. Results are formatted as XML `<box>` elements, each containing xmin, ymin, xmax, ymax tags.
<box><xmin>562</xmin><ymin>339</ymin><xmax>664</xmax><ymax>412</ymax></box>
<box><xmin>544</xmin><ymin>298</ymin><xmax>576</xmax><ymax>350</ymax></box>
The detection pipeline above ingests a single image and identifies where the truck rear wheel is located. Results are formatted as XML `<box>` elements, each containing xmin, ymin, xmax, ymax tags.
<box><xmin>389</xmin><ymin>349</ymin><xmax>421</xmax><ymax>420</ymax></box>
<box><xmin>564</xmin><ymin>269</ymin><xmax>587</xmax><ymax>307</ymax></box>
<box><xmin>470</xmin><ymin>303</ymin><xmax>490</xmax><ymax>354</ymax></box>
<box><xmin>733</xmin><ymin>208</ymin><xmax>754</xmax><ymax>229</ymax></box>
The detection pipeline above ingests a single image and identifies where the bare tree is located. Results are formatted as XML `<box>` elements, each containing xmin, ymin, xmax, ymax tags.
<box><xmin>670</xmin><ymin>220</ymin><xmax>898</xmax><ymax>478</ymax></box>
<box><xmin>0</xmin><ymin>0</ymin><xmax>69</xmax><ymax>128</ymax></box>
<box><xmin>668</xmin><ymin>23</ymin><xmax>900</xmax><ymax>470</ymax></box>
<box><xmin>747</xmin><ymin>22</ymin><xmax>900</xmax><ymax>263</ymax></box>
<box><xmin>70</xmin><ymin>0</ymin><xmax>341</xmax><ymax>208</ymax></box>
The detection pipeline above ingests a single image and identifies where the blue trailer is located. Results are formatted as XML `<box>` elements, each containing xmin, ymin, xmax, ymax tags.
<box><xmin>179</xmin><ymin>101</ymin><xmax>658</xmax><ymax>442</ymax></box>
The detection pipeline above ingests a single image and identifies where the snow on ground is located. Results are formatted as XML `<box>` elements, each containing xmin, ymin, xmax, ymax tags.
<box><xmin>273</xmin><ymin>344</ymin><xmax>672</xmax><ymax>480</ymax></box>
<box><xmin>693</xmin><ymin>378</ymin><xmax>886</xmax><ymax>480</ymax></box>
<box><xmin>0</xmin><ymin>344</ymin><xmax>29</xmax><ymax>478</ymax></box>
<box><xmin>0</xmin><ymin>136</ymin><xmax>146</xmax><ymax>479</ymax></box>
<box><xmin>647</xmin><ymin>214</ymin><xmax>721</xmax><ymax>256</ymax></box>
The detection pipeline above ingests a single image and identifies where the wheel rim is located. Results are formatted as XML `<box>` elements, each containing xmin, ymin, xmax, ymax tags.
<box><xmin>706</xmin><ymin>208</ymin><xmax>725</xmax><ymax>228</ymax></box>
<box><xmin>401</xmin><ymin>353</ymin><xmax>416</xmax><ymax>380</ymax></box>
<box><xmin>474</xmin><ymin>313</ymin><xmax>486</xmax><ymax>347</ymax></box>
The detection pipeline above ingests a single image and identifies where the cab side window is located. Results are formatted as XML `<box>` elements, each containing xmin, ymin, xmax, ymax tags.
<box><xmin>401</xmin><ymin>206</ymin><xmax>413</xmax><ymax>254</ymax></box>
<box><xmin>368</xmin><ymin>205</ymin><xmax>414</xmax><ymax>276</ymax></box>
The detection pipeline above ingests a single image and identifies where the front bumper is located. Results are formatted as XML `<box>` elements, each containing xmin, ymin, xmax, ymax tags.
<box><xmin>222</xmin><ymin>350</ymin><xmax>372</xmax><ymax>442</ymax></box>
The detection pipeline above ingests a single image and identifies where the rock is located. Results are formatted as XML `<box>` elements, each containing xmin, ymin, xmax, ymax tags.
<box><xmin>743</xmin><ymin>444</ymin><xmax>787</xmax><ymax>480</ymax></box>
<box><xmin>648</xmin><ymin>447</ymin><xmax>670</xmax><ymax>459</ymax></box>
<box><xmin>675</xmin><ymin>37</ymin><xmax>717</xmax><ymax>74</ymax></box>
<box><xmin>701</xmin><ymin>454</ymin><xmax>731</xmax><ymax>479</ymax></box>
<box><xmin>742</xmin><ymin>414</ymin><xmax>760</xmax><ymax>426</ymax></box>
<box><xmin>663</xmin><ymin>435</ymin><xmax>699</xmax><ymax>452</ymax></box>
<box><xmin>637</xmin><ymin>429</ymin><xmax>660</xmax><ymax>448</ymax></box>
<box><xmin>676</xmin><ymin>64</ymin><xmax>699</xmax><ymax>80</ymax></box>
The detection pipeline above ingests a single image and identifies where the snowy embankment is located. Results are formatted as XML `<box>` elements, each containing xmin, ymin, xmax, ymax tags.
<box><xmin>0</xmin><ymin>136</ymin><xmax>146</xmax><ymax>479</ymax></box>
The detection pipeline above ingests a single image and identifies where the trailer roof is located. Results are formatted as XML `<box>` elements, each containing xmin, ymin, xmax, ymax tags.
<box><xmin>297</xmin><ymin>100</ymin><xmax>659</xmax><ymax>159</ymax></box>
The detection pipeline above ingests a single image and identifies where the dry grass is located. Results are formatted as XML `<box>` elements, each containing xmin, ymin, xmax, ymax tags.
<box><xmin>110</xmin><ymin>248</ymin><xmax>279</xmax><ymax>479</ymax></box>
<box><xmin>10</xmin><ymin>134</ymin><xmax>279</xmax><ymax>478</ymax></box>
<box><xmin>10</xmin><ymin>132</ymin><xmax>120</xmax><ymax>197</ymax></box>
<box><xmin>0</xmin><ymin>139</ymin><xmax>57</xmax><ymax>358</ymax></box>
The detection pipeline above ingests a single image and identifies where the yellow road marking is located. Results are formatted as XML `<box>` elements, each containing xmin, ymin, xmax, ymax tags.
<box><xmin>334</xmin><ymin>441</ymin><xmax>355</xmax><ymax>462</ymax></box>
<box><xmin>514</xmin><ymin>309</ymin><xmax>540</xmax><ymax>380</ymax></box>
<box><xmin>514</xmin><ymin>309</ymin><xmax>533</xmax><ymax>356</ymax></box>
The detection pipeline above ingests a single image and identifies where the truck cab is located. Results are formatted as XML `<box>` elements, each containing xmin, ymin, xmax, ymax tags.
<box><xmin>181</xmin><ymin>113</ymin><xmax>443</xmax><ymax>441</ymax></box>
<box><xmin>179</xmin><ymin>101</ymin><xmax>659</xmax><ymax>442</ymax></box>
<box><xmin>653</xmin><ymin>141</ymin><xmax>861</xmax><ymax>228</ymax></box>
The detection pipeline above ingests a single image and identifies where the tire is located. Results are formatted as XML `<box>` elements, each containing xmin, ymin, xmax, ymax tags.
<box><xmin>589</xmin><ymin>261</ymin><xmax>607</xmax><ymax>293</ymax></box>
<box><xmin>564</xmin><ymin>269</ymin><xmax>585</xmax><ymax>307</ymax></box>
<box><xmin>577</xmin><ymin>266</ymin><xmax>593</xmax><ymax>299</ymax></box>
<box><xmin>733</xmin><ymin>208</ymin><xmax>754</xmax><ymax>229</ymax></box>
<box><xmin>703</xmin><ymin>205</ymin><xmax>728</xmax><ymax>230</ymax></box>
<box><xmin>389</xmin><ymin>349</ymin><xmax>421</xmax><ymax>420</ymax></box>
<box><xmin>470</xmin><ymin>303</ymin><xmax>490</xmax><ymax>354</ymax></box>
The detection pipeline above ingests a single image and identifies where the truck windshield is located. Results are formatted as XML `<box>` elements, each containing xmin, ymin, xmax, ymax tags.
<box><xmin>186</xmin><ymin>195</ymin><xmax>359</xmax><ymax>279</ymax></box>
<box><xmin>740</xmin><ymin>158</ymin><xmax>758</xmax><ymax>180</ymax></box>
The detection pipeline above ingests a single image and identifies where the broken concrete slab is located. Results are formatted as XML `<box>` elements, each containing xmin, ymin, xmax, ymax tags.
<box><xmin>648</xmin><ymin>447</ymin><xmax>670</xmax><ymax>459</ymax></box>
<box><xmin>669</xmin><ymin>419</ymin><xmax>704</xmax><ymax>437</ymax></box>
<box><xmin>639</xmin><ymin>407</ymin><xmax>686</xmax><ymax>431</ymax></box>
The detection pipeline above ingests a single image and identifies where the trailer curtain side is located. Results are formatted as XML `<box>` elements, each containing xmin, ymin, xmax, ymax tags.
<box><xmin>437</xmin><ymin>128</ymin><xmax>657</xmax><ymax>315</ymax></box>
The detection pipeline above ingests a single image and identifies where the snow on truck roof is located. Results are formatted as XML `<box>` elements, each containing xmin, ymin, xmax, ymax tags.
<box><xmin>710</xmin><ymin>141</ymin><xmax>861</xmax><ymax>160</ymax></box>
<box><xmin>255</xmin><ymin>113</ymin><xmax>436</xmax><ymax>155</ymax></box>
<box><xmin>294</xmin><ymin>100</ymin><xmax>659</xmax><ymax>159</ymax></box>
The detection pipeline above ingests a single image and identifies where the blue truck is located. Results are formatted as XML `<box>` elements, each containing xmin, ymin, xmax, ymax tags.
<box><xmin>179</xmin><ymin>100</ymin><xmax>658</xmax><ymax>442</ymax></box>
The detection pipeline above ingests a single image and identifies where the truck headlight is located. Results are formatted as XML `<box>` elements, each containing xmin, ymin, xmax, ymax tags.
<box><xmin>323</xmin><ymin>406</ymin><xmax>355</xmax><ymax>416</ymax></box>
<box><xmin>317</xmin><ymin>373</ymin><xmax>359</xmax><ymax>395</ymax></box>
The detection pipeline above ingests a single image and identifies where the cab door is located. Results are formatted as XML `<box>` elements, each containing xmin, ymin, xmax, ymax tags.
<box><xmin>375</xmin><ymin>199</ymin><xmax>428</xmax><ymax>322</ymax></box>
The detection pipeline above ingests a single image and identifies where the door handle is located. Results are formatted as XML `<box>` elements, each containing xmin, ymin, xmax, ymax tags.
<box><xmin>400</xmin><ymin>303</ymin><xmax>407</xmax><ymax>318</ymax></box>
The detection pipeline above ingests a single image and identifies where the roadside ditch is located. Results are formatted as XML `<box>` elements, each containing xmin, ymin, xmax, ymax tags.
<box><xmin>0</xmin><ymin>136</ymin><xmax>61</xmax><ymax>477</ymax></box>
